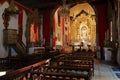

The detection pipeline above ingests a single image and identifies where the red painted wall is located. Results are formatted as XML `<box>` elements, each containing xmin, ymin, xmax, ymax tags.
<box><xmin>0</xmin><ymin>0</ymin><xmax>6</xmax><ymax>3</ymax></box>
<box><xmin>53</xmin><ymin>15</ymin><xmax>56</xmax><ymax>47</ymax></box>
<box><xmin>43</xmin><ymin>10</ymin><xmax>51</xmax><ymax>47</ymax></box>
<box><xmin>94</xmin><ymin>3</ymin><xmax>109</xmax><ymax>59</ymax></box>
<box><xmin>95</xmin><ymin>4</ymin><xmax>108</xmax><ymax>47</ymax></box>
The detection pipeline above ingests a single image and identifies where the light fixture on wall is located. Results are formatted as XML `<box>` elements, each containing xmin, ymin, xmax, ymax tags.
<box><xmin>59</xmin><ymin>0</ymin><xmax>70</xmax><ymax>17</ymax></box>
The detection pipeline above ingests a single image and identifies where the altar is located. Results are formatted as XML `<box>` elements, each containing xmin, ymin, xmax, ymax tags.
<box><xmin>29</xmin><ymin>47</ymin><xmax>45</xmax><ymax>54</ymax></box>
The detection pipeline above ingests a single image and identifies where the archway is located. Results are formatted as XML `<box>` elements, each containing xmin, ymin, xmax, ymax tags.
<box><xmin>53</xmin><ymin>3</ymin><xmax>97</xmax><ymax>52</ymax></box>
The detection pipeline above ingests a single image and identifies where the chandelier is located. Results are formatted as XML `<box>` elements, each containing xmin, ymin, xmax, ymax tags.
<box><xmin>59</xmin><ymin>0</ymin><xmax>70</xmax><ymax>16</ymax></box>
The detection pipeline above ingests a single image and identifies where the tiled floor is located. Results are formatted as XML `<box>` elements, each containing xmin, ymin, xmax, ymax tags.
<box><xmin>92</xmin><ymin>59</ymin><xmax>120</xmax><ymax>80</ymax></box>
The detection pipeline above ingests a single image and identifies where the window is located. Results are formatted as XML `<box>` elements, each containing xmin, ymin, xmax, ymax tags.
<box><xmin>110</xmin><ymin>21</ymin><xmax>112</xmax><ymax>41</ymax></box>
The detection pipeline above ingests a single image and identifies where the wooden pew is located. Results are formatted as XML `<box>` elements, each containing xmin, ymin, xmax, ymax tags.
<box><xmin>0</xmin><ymin>57</ymin><xmax>22</xmax><ymax>70</ymax></box>
<box><xmin>66</xmin><ymin>52</ymin><xmax>94</xmax><ymax>58</ymax></box>
<box><xmin>0</xmin><ymin>59</ymin><xmax>50</xmax><ymax>80</ymax></box>
<box><xmin>56</xmin><ymin>52</ymin><xmax>94</xmax><ymax>76</ymax></box>
<box><xmin>56</xmin><ymin>59</ymin><xmax>94</xmax><ymax>76</ymax></box>
<box><xmin>31</xmin><ymin>71</ymin><xmax>90</xmax><ymax>80</ymax></box>
<box><xmin>31</xmin><ymin>65</ymin><xmax>91</xmax><ymax>80</ymax></box>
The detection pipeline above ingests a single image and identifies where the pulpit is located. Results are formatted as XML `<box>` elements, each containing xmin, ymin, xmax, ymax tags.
<box><xmin>3</xmin><ymin>29</ymin><xmax>17</xmax><ymax>45</ymax></box>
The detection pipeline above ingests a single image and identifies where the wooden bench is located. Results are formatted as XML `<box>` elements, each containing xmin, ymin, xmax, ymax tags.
<box><xmin>57</xmin><ymin>52</ymin><xmax>94</xmax><ymax>75</ymax></box>
<box><xmin>31</xmin><ymin>65</ymin><xmax>91</xmax><ymax>80</ymax></box>
<box><xmin>0</xmin><ymin>57</ymin><xmax>22</xmax><ymax>70</ymax></box>
<box><xmin>31</xmin><ymin>71</ymin><xmax>90</xmax><ymax>80</ymax></box>
<box><xmin>66</xmin><ymin>52</ymin><xmax>94</xmax><ymax>58</ymax></box>
<box><xmin>0</xmin><ymin>59</ymin><xmax>50</xmax><ymax>80</ymax></box>
<box><xmin>40</xmin><ymin>65</ymin><xmax>91</xmax><ymax>74</ymax></box>
<box><xmin>56</xmin><ymin>59</ymin><xmax>94</xmax><ymax>76</ymax></box>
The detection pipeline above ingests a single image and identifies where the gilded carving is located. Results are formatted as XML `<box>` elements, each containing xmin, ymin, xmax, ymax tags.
<box><xmin>70</xmin><ymin>3</ymin><xmax>96</xmax><ymax>50</ymax></box>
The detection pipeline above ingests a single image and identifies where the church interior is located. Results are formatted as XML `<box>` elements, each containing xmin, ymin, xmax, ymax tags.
<box><xmin>0</xmin><ymin>0</ymin><xmax>120</xmax><ymax>80</ymax></box>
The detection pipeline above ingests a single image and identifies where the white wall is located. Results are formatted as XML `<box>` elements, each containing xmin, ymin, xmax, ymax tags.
<box><xmin>0</xmin><ymin>2</ymin><xmax>9</xmax><ymax>58</ymax></box>
<box><xmin>22</xmin><ymin>10</ymin><xmax>27</xmax><ymax>45</ymax></box>
<box><xmin>0</xmin><ymin>1</ymin><xmax>28</xmax><ymax>58</ymax></box>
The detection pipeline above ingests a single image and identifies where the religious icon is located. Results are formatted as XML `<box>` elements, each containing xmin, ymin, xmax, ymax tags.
<box><xmin>30</xmin><ymin>23</ymin><xmax>38</xmax><ymax>43</ymax></box>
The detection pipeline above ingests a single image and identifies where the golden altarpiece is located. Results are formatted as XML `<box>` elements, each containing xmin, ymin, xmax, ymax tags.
<box><xmin>70</xmin><ymin>3</ymin><xmax>96</xmax><ymax>50</ymax></box>
<box><xmin>54</xmin><ymin>3</ymin><xmax>96</xmax><ymax>51</ymax></box>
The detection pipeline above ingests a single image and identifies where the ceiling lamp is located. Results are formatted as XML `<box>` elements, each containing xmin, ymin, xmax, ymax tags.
<box><xmin>59</xmin><ymin>0</ymin><xmax>70</xmax><ymax>17</ymax></box>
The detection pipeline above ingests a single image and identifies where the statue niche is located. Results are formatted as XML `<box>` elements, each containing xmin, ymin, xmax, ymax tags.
<box><xmin>80</xmin><ymin>26</ymin><xmax>88</xmax><ymax>42</ymax></box>
<box><xmin>26</xmin><ymin>9</ymin><xmax>41</xmax><ymax>48</ymax></box>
